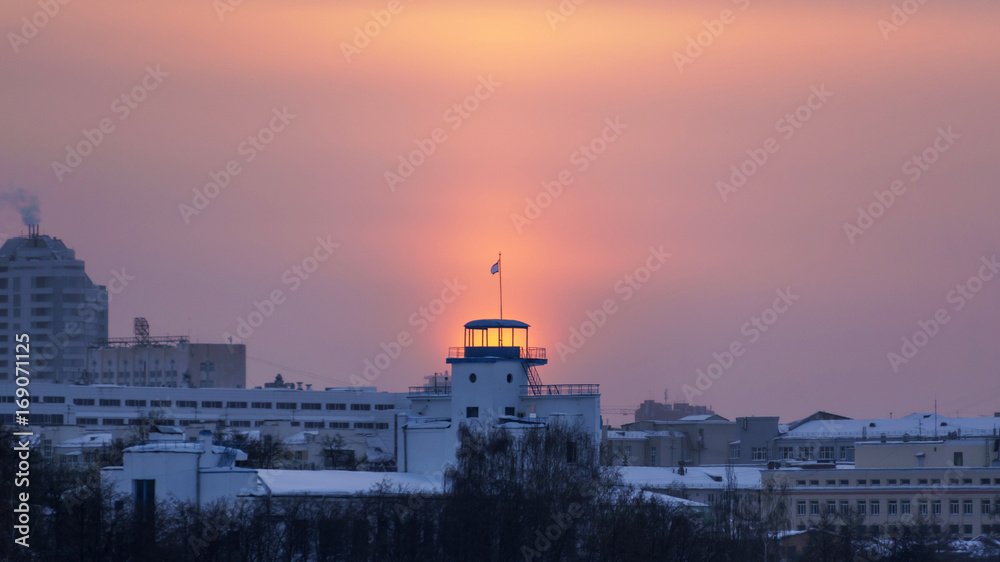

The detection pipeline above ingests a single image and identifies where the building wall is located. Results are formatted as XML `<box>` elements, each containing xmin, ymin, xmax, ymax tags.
<box><xmin>0</xmin><ymin>382</ymin><xmax>407</xmax><ymax>452</ymax></box>
<box><xmin>764</xmin><ymin>467</ymin><xmax>1000</xmax><ymax>539</ymax></box>
<box><xmin>0</xmin><ymin>235</ymin><xmax>108</xmax><ymax>383</ymax></box>
<box><xmin>855</xmin><ymin>440</ymin><xmax>995</xmax><ymax>469</ymax></box>
<box><xmin>83</xmin><ymin>342</ymin><xmax>246</xmax><ymax>388</ymax></box>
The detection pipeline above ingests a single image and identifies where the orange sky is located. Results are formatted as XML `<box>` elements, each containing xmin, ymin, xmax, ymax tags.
<box><xmin>2</xmin><ymin>0</ymin><xmax>999</xmax><ymax>423</ymax></box>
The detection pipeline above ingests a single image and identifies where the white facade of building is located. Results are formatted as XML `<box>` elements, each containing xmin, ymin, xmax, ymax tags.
<box><xmin>398</xmin><ymin>319</ymin><xmax>602</xmax><ymax>475</ymax></box>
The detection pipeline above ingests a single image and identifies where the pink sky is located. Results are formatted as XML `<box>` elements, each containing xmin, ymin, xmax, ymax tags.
<box><xmin>2</xmin><ymin>0</ymin><xmax>999</xmax><ymax>423</ymax></box>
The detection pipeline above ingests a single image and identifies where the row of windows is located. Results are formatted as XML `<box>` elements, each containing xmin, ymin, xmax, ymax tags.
<box><xmin>793</xmin><ymin>523</ymin><xmax>990</xmax><ymax>537</ymax></box>
<box><xmin>794</xmin><ymin>477</ymin><xmax>1000</xmax><ymax>487</ymax></box>
<box><xmin>796</xmin><ymin>499</ymin><xmax>997</xmax><ymax>517</ymax></box>
<box><xmin>777</xmin><ymin>445</ymin><xmax>855</xmax><ymax>461</ymax></box>
<box><xmin>63</xmin><ymin>418</ymin><xmax>390</xmax><ymax>430</ymax></box>
<box><xmin>63</xmin><ymin>399</ymin><xmax>394</xmax><ymax>410</ymax></box>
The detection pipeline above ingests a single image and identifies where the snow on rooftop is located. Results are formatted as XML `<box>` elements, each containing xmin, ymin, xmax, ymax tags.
<box><xmin>619</xmin><ymin>465</ymin><xmax>763</xmax><ymax>490</ymax></box>
<box><xmin>254</xmin><ymin>469</ymin><xmax>442</xmax><ymax>497</ymax></box>
<box><xmin>56</xmin><ymin>433</ymin><xmax>112</xmax><ymax>448</ymax></box>
<box><xmin>780</xmin><ymin>413</ymin><xmax>1000</xmax><ymax>440</ymax></box>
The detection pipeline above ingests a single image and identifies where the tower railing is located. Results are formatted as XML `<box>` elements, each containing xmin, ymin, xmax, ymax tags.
<box><xmin>520</xmin><ymin>384</ymin><xmax>599</xmax><ymax>397</ymax></box>
<box><xmin>448</xmin><ymin>346</ymin><xmax>546</xmax><ymax>359</ymax></box>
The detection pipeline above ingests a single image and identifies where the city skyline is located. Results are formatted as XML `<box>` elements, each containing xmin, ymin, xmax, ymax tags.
<box><xmin>2</xmin><ymin>0</ymin><xmax>999</xmax><ymax>423</ymax></box>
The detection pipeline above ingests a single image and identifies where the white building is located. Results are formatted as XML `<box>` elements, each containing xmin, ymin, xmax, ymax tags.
<box><xmin>398</xmin><ymin>319</ymin><xmax>602</xmax><ymax>474</ymax></box>
<box><xmin>0</xmin><ymin>381</ymin><xmax>408</xmax><ymax>453</ymax></box>
<box><xmin>0</xmin><ymin>228</ymin><xmax>108</xmax><ymax>382</ymax></box>
<box><xmin>102</xmin><ymin>427</ymin><xmax>254</xmax><ymax>508</ymax></box>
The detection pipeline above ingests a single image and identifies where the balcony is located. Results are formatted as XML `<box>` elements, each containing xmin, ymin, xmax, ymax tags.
<box><xmin>448</xmin><ymin>347</ymin><xmax>546</xmax><ymax>360</ymax></box>
<box><xmin>521</xmin><ymin>384</ymin><xmax>599</xmax><ymax>397</ymax></box>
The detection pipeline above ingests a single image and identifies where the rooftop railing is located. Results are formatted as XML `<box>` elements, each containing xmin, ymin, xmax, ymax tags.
<box><xmin>521</xmin><ymin>384</ymin><xmax>599</xmax><ymax>397</ymax></box>
<box><xmin>408</xmin><ymin>386</ymin><xmax>452</xmax><ymax>397</ymax></box>
<box><xmin>448</xmin><ymin>347</ymin><xmax>546</xmax><ymax>360</ymax></box>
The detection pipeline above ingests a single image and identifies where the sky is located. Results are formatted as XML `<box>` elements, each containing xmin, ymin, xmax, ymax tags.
<box><xmin>2</xmin><ymin>0</ymin><xmax>998</xmax><ymax>424</ymax></box>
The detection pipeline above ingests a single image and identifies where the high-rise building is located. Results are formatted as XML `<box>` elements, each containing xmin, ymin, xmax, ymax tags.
<box><xmin>0</xmin><ymin>227</ymin><xmax>108</xmax><ymax>382</ymax></box>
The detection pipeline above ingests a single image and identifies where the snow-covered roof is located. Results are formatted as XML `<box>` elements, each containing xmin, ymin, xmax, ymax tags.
<box><xmin>55</xmin><ymin>432</ymin><xmax>112</xmax><ymax>449</ymax></box>
<box><xmin>640</xmin><ymin>490</ymin><xmax>709</xmax><ymax>509</ymax></box>
<box><xmin>253</xmin><ymin>470</ymin><xmax>442</xmax><ymax>497</ymax></box>
<box><xmin>125</xmin><ymin>441</ymin><xmax>246</xmax><ymax>459</ymax></box>
<box><xmin>619</xmin><ymin>465</ymin><xmax>763</xmax><ymax>490</ymax></box>
<box><xmin>679</xmin><ymin>415</ymin><xmax>715</xmax><ymax>421</ymax></box>
<box><xmin>779</xmin><ymin>413</ymin><xmax>1000</xmax><ymax>441</ymax></box>
<box><xmin>366</xmin><ymin>435</ymin><xmax>392</xmax><ymax>463</ymax></box>
<box><xmin>282</xmin><ymin>431</ymin><xmax>319</xmax><ymax>445</ymax></box>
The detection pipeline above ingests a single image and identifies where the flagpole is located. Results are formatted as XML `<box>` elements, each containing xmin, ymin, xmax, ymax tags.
<box><xmin>498</xmin><ymin>252</ymin><xmax>503</xmax><ymax>321</ymax></box>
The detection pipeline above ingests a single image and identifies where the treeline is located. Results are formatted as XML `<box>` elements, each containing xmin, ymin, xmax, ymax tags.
<box><xmin>0</xmin><ymin>423</ymin><xmax>987</xmax><ymax>561</ymax></box>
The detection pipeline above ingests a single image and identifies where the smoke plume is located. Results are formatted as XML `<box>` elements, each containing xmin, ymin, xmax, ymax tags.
<box><xmin>1</xmin><ymin>188</ymin><xmax>40</xmax><ymax>226</ymax></box>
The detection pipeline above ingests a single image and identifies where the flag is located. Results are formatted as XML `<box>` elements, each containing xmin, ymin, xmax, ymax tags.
<box><xmin>491</xmin><ymin>261</ymin><xmax>499</xmax><ymax>275</ymax></box>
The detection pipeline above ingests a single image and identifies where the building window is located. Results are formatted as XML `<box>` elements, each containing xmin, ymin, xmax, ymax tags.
<box><xmin>857</xmin><ymin>479</ymin><xmax>867</xmax><ymax>486</ymax></box>
<box><xmin>466</xmin><ymin>407</ymin><xmax>479</xmax><ymax>418</ymax></box>
<box><xmin>375</xmin><ymin>422</ymin><xmax>389</xmax><ymax>430</ymax></box>
<box><xmin>857</xmin><ymin>501</ymin><xmax>866</xmax><ymax>515</ymax></box>
<box><xmin>729</xmin><ymin>443</ymin><xmax>741</xmax><ymax>459</ymax></box>
<box><xmin>954</xmin><ymin>452</ymin><xmax>964</xmax><ymax>466</ymax></box>
<box><xmin>964</xmin><ymin>525</ymin><xmax>973</xmax><ymax>536</ymax></box>
<box><xmin>566</xmin><ymin>440</ymin><xmax>578</xmax><ymax>464</ymax></box>
<box><xmin>964</xmin><ymin>500</ymin><xmax>973</xmax><ymax>515</ymax></box>
<box><xmin>301</xmin><ymin>403</ymin><xmax>321</xmax><ymax>410</ymax></box>
<box><xmin>840</xmin><ymin>501</ymin><xmax>849</xmax><ymax>515</ymax></box>
<box><xmin>469</xmin><ymin>373</ymin><xmax>477</xmax><ymax>383</ymax></box>
<box><xmin>950</xmin><ymin>500</ymin><xmax>960</xmax><ymax>515</ymax></box>
<box><xmin>870</xmin><ymin>479</ymin><xmax>881</xmax><ymax>486</ymax></box>
<box><xmin>276</xmin><ymin>402</ymin><xmax>296</xmax><ymax>410</ymax></box>
<box><xmin>151</xmin><ymin>400</ymin><xmax>171</xmax><ymax>407</ymax></box>
<box><xmin>933</xmin><ymin>501</ymin><xmax>941</xmax><ymax>515</ymax></box>
<box><xmin>73</xmin><ymin>398</ymin><xmax>95</xmax><ymax>406</ymax></box>
<box><xmin>901</xmin><ymin>501</ymin><xmax>910</xmax><ymax>515</ymax></box>
<box><xmin>177</xmin><ymin>400</ymin><xmax>197</xmax><ymax>408</ymax></box>
<box><xmin>134</xmin><ymin>479</ymin><xmax>156</xmax><ymax>526</ymax></box>
<box><xmin>983</xmin><ymin>500</ymin><xmax>992</xmax><ymax>515</ymax></box>
<box><xmin>252</xmin><ymin>402</ymin><xmax>272</xmax><ymax>409</ymax></box>
<box><xmin>354</xmin><ymin>422</ymin><xmax>374</xmax><ymax>429</ymax></box>
<box><xmin>797</xmin><ymin>501</ymin><xmax>806</xmax><ymax>516</ymax></box>
<box><xmin>505</xmin><ymin>407</ymin><xmax>515</xmax><ymax>416</ymax></box>
<box><xmin>99</xmin><ymin>399</ymin><xmax>121</xmax><ymax>407</ymax></box>
<box><xmin>350</xmin><ymin>404</ymin><xmax>371</xmax><ymax>411</ymax></box>
<box><xmin>870</xmin><ymin>501</ymin><xmax>880</xmax><ymax>516</ymax></box>
<box><xmin>919</xmin><ymin>501</ymin><xmax>928</xmax><ymax>515</ymax></box>
<box><xmin>819</xmin><ymin>446</ymin><xmax>835</xmax><ymax>461</ymax></box>
<box><xmin>888</xmin><ymin>501</ymin><xmax>898</xmax><ymax>515</ymax></box>
<box><xmin>809</xmin><ymin>501</ymin><xmax>819</xmax><ymax>515</ymax></box>
<box><xmin>304</xmin><ymin>421</ymin><xmax>324</xmax><ymax>429</ymax></box>
<box><xmin>751</xmin><ymin>447</ymin><xmax>767</xmax><ymax>461</ymax></box>
<box><xmin>839</xmin><ymin>445</ymin><xmax>854</xmax><ymax>461</ymax></box>
<box><xmin>77</xmin><ymin>418</ymin><xmax>98</xmax><ymax>425</ymax></box>
<box><xmin>826</xmin><ymin>501</ymin><xmax>836</xmax><ymax>515</ymax></box>
<box><xmin>326</xmin><ymin>403</ymin><xmax>346</xmax><ymax>410</ymax></box>
<box><xmin>778</xmin><ymin>446</ymin><xmax>793</xmax><ymax>459</ymax></box>
<box><xmin>887</xmin><ymin>479</ymin><xmax>897</xmax><ymax>485</ymax></box>
<box><xmin>227</xmin><ymin>402</ymin><xmax>247</xmax><ymax>409</ymax></box>
<box><xmin>374</xmin><ymin>404</ymin><xmax>394</xmax><ymax>410</ymax></box>
<box><xmin>202</xmin><ymin>401</ymin><xmax>223</xmax><ymax>409</ymax></box>
<box><xmin>329</xmin><ymin>422</ymin><xmax>349</xmax><ymax>429</ymax></box>
<box><xmin>43</xmin><ymin>396</ymin><xmax>65</xmax><ymax>404</ymax></box>
<box><xmin>797</xmin><ymin>446</ymin><xmax>813</xmax><ymax>459</ymax></box>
